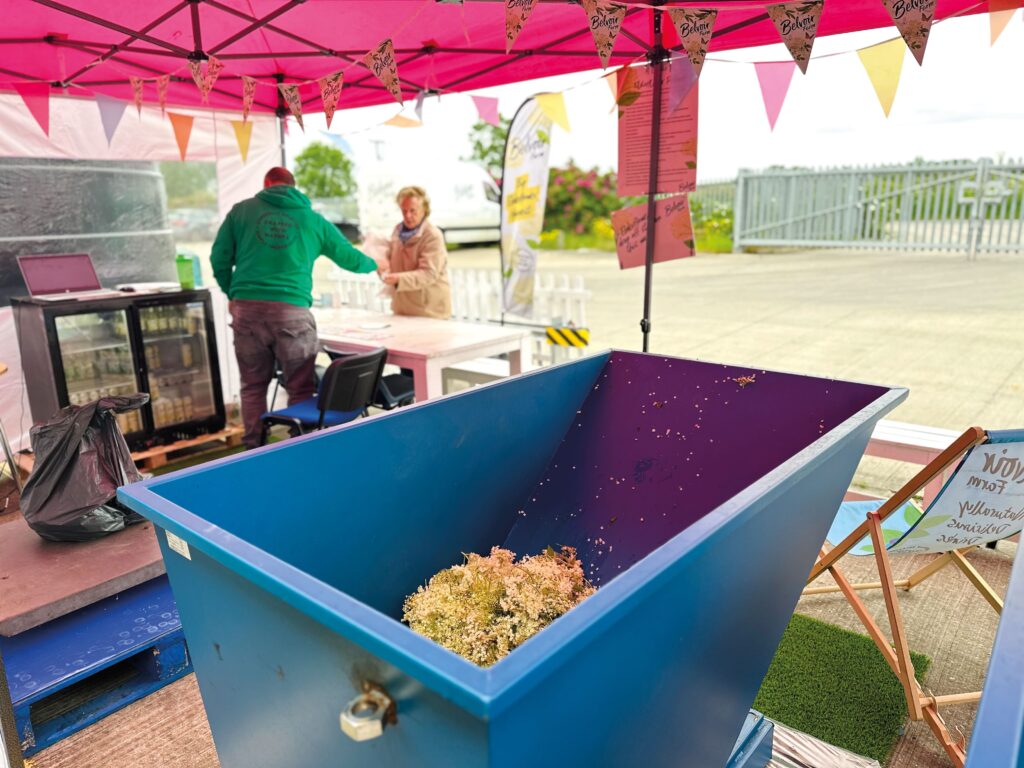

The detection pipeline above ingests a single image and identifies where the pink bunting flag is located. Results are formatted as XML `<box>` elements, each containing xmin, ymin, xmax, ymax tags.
<box><xmin>666</xmin><ymin>8</ymin><xmax>718</xmax><ymax>77</ymax></box>
<box><xmin>669</xmin><ymin>57</ymin><xmax>698</xmax><ymax>113</ymax></box>
<box><xmin>580</xmin><ymin>0</ymin><xmax>627</xmax><ymax>69</ymax></box>
<box><xmin>505</xmin><ymin>0</ymin><xmax>539</xmax><ymax>53</ymax></box>
<box><xmin>13</xmin><ymin>82</ymin><xmax>50</xmax><ymax>137</ymax></box>
<box><xmin>471</xmin><ymin>95</ymin><xmax>500</xmax><ymax>126</ymax></box>
<box><xmin>241</xmin><ymin>76</ymin><xmax>258</xmax><ymax>122</ymax></box>
<box><xmin>129</xmin><ymin>76</ymin><xmax>144</xmax><ymax>116</ymax></box>
<box><xmin>278</xmin><ymin>83</ymin><xmax>304</xmax><ymax>131</ymax></box>
<box><xmin>766</xmin><ymin>1</ymin><xmax>824</xmax><ymax>74</ymax></box>
<box><xmin>318</xmin><ymin>72</ymin><xmax>344</xmax><ymax>129</ymax></box>
<box><xmin>881</xmin><ymin>0</ymin><xmax>936</xmax><ymax>65</ymax></box>
<box><xmin>95</xmin><ymin>94</ymin><xmax>127</xmax><ymax>147</ymax></box>
<box><xmin>156</xmin><ymin>75</ymin><xmax>170</xmax><ymax>115</ymax></box>
<box><xmin>754</xmin><ymin>60</ymin><xmax>797</xmax><ymax>131</ymax></box>
<box><xmin>188</xmin><ymin>54</ymin><xmax>224</xmax><ymax>103</ymax></box>
<box><xmin>363</xmin><ymin>39</ymin><xmax>403</xmax><ymax>105</ymax></box>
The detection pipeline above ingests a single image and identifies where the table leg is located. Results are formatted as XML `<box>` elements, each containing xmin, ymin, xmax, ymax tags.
<box><xmin>508</xmin><ymin>337</ymin><xmax>531</xmax><ymax>375</ymax></box>
<box><xmin>413</xmin><ymin>362</ymin><xmax>444</xmax><ymax>402</ymax></box>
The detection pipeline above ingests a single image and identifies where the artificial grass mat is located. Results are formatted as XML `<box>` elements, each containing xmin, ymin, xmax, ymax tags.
<box><xmin>754</xmin><ymin>613</ymin><xmax>930</xmax><ymax>764</ymax></box>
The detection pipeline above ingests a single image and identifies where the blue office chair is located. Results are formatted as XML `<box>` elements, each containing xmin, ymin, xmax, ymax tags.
<box><xmin>258</xmin><ymin>347</ymin><xmax>387</xmax><ymax>446</ymax></box>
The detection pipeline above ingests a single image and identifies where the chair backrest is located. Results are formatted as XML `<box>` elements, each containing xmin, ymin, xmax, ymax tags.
<box><xmin>317</xmin><ymin>348</ymin><xmax>387</xmax><ymax>421</ymax></box>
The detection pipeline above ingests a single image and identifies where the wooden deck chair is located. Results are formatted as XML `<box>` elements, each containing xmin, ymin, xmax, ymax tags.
<box><xmin>806</xmin><ymin>426</ymin><xmax>1024</xmax><ymax>767</ymax></box>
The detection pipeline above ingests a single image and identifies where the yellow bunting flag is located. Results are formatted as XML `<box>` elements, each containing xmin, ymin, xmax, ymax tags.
<box><xmin>857</xmin><ymin>37</ymin><xmax>906</xmax><ymax>117</ymax></box>
<box><xmin>384</xmin><ymin>114</ymin><xmax>422</xmax><ymax>127</ymax></box>
<box><xmin>167</xmin><ymin>112</ymin><xmax>194</xmax><ymax>161</ymax></box>
<box><xmin>231</xmin><ymin>119</ymin><xmax>253</xmax><ymax>163</ymax></box>
<box><xmin>534</xmin><ymin>92</ymin><xmax>570</xmax><ymax>132</ymax></box>
<box><xmin>989</xmin><ymin>0</ymin><xmax>1021</xmax><ymax>45</ymax></box>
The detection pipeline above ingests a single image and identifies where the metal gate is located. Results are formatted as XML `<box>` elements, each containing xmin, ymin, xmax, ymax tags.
<box><xmin>732</xmin><ymin>158</ymin><xmax>1024</xmax><ymax>255</ymax></box>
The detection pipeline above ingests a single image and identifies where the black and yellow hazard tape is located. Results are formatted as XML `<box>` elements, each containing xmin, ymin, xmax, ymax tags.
<box><xmin>545</xmin><ymin>327</ymin><xmax>590</xmax><ymax>347</ymax></box>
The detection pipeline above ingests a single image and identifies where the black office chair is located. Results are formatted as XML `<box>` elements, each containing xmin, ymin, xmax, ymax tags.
<box><xmin>258</xmin><ymin>347</ymin><xmax>387</xmax><ymax>446</ymax></box>
<box><xmin>323</xmin><ymin>349</ymin><xmax>415</xmax><ymax>411</ymax></box>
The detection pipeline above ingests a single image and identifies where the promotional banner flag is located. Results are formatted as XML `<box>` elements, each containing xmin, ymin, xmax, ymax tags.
<box><xmin>384</xmin><ymin>114</ymin><xmax>422</xmax><ymax>127</ymax></box>
<box><xmin>188</xmin><ymin>54</ymin><xmax>224</xmax><ymax>102</ymax></box>
<box><xmin>580</xmin><ymin>0</ymin><xmax>627</xmax><ymax>68</ymax></box>
<box><xmin>857</xmin><ymin>37</ymin><xmax>905</xmax><ymax>117</ymax></box>
<box><xmin>129</xmin><ymin>76</ymin><xmax>144</xmax><ymax>116</ymax></box>
<box><xmin>278</xmin><ymin>83</ymin><xmax>304</xmax><ymax>130</ymax></box>
<box><xmin>989</xmin><ymin>0</ymin><xmax>1021</xmax><ymax>44</ymax></box>
<box><xmin>500</xmin><ymin>98</ymin><xmax>553</xmax><ymax>317</ymax></box>
<box><xmin>505</xmin><ymin>0</ymin><xmax>540</xmax><ymax>52</ymax></box>
<box><xmin>364</xmin><ymin>39</ymin><xmax>403</xmax><ymax>104</ymax></box>
<box><xmin>167</xmin><ymin>112</ymin><xmax>194</xmax><ymax>160</ymax></box>
<box><xmin>13</xmin><ymin>81</ymin><xmax>50</xmax><ymax>136</ymax></box>
<box><xmin>666</xmin><ymin>8</ymin><xmax>717</xmax><ymax>77</ymax></box>
<box><xmin>534</xmin><ymin>92</ymin><xmax>570</xmax><ymax>132</ymax></box>
<box><xmin>611</xmin><ymin>195</ymin><xmax>695</xmax><ymax>270</ymax></box>
<box><xmin>95</xmin><ymin>94</ymin><xmax>127</xmax><ymax>146</ymax></box>
<box><xmin>766</xmin><ymin>1</ymin><xmax>824</xmax><ymax>74</ymax></box>
<box><xmin>881</xmin><ymin>0</ymin><xmax>936</xmax><ymax>65</ymax></box>
<box><xmin>318</xmin><ymin>71</ymin><xmax>344</xmax><ymax>129</ymax></box>
<box><xmin>231</xmin><ymin>119</ymin><xmax>253</xmax><ymax>163</ymax></box>
<box><xmin>156</xmin><ymin>74</ymin><xmax>170</xmax><ymax>115</ymax></box>
<box><xmin>669</xmin><ymin>56</ymin><xmax>698</xmax><ymax>113</ymax></box>
<box><xmin>241</xmin><ymin>75</ymin><xmax>258</xmax><ymax>122</ymax></box>
<box><xmin>754</xmin><ymin>60</ymin><xmax>797</xmax><ymax>130</ymax></box>
<box><xmin>471</xmin><ymin>95</ymin><xmax>501</xmax><ymax>126</ymax></box>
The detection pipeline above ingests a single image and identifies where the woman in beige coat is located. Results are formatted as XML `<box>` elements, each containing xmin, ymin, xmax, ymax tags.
<box><xmin>381</xmin><ymin>186</ymin><xmax>452</xmax><ymax>319</ymax></box>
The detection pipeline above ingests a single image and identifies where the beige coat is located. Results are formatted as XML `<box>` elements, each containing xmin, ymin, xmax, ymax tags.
<box><xmin>387</xmin><ymin>219</ymin><xmax>452</xmax><ymax>319</ymax></box>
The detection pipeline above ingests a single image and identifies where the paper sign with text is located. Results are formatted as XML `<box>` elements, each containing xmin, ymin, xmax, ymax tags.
<box><xmin>611</xmin><ymin>195</ymin><xmax>695</xmax><ymax>270</ymax></box>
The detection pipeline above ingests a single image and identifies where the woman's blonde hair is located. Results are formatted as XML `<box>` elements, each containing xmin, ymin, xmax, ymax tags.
<box><xmin>396</xmin><ymin>186</ymin><xmax>431</xmax><ymax>217</ymax></box>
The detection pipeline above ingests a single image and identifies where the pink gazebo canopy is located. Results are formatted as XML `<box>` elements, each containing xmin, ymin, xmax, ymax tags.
<box><xmin>2</xmin><ymin>0</ymin><xmax>988</xmax><ymax>116</ymax></box>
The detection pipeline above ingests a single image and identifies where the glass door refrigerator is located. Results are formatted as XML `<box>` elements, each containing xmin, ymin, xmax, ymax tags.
<box><xmin>12</xmin><ymin>289</ymin><xmax>225</xmax><ymax>451</ymax></box>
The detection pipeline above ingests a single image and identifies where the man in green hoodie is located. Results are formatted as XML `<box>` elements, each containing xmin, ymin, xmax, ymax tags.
<box><xmin>211</xmin><ymin>166</ymin><xmax>379</xmax><ymax>448</ymax></box>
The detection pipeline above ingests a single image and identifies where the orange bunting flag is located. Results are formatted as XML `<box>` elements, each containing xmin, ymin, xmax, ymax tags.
<box><xmin>231</xmin><ymin>119</ymin><xmax>253</xmax><ymax>164</ymax></box>
<box><xmin>989</xmin><ymin>0</ymin><xmax>1021</xmax><ymax>45</ymax></box>
<box><xmin>278</xmin><ymin>83</ymin><xmax>304</xmax><ymax>131</ymax></box>
<box><xmin>318</xmin><ymin>71</ymin><xmax>344</xmax><ymax>129</ymax></box>
<box><xmin>129</xmin><ymin>76</ymin><xmax>144</xmax><ymax>116</ymax></box>
<box><xmin>505</xmin><ymin>0</ymin><xmax>539</xmax><ymax>53</ymax></box>
<box><xmin>384</xmin><ymin>114</ymin><xmax>422</xmax><ymax>127</ymax></box>
<box><xmin>241</xmin><ymin>76</ymin><xmax>258</xmax><ymax>122</ymax></box>
<box><xmin>881</xmin><ymin>0</ymin><xmax>936</xmax><ymax>65</ymax></box>
<box><xmin>363</xmin><ymin>39</ymin><xmax>403</xmax><ymax>105</ymax></box>
<box><xmin>156</xmin><ymin>75</ymin><xmax>170</xmax><ymax>115</ymax></box>
<box><xmin>580</xmin><ymin>0</ymin><xmax>627</xmax><ymax>69</ymax></box>
<box><xmin>766</xmin><ymin>1</ymin><xmax>824</xmax><ymax>74</ymax></box>
<box><xmin>666</xmin><ymin>8</ymin><xmax>718</xmax><ymax>77</ymax></box>
<box><xmin>188</xmin><ymin>54</ymin><xmax>224</xmax><ymax>102</ymax></box>
<box><xmin>167</xmin><ymin>112</ymin><xmax>194</xmax><ymax>161</ymax></box>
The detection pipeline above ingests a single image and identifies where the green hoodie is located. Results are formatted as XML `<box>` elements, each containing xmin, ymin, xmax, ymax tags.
<box><xmin>210</xmin><ymin>185</ymin><xmax>376</xmax><ymax>307</ymax></box>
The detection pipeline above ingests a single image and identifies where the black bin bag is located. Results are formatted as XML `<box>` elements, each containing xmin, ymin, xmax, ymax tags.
<box><xmin>21</xmin><ymin>394</ymin><xmax>150</xmax><ymax>542</ymax></box>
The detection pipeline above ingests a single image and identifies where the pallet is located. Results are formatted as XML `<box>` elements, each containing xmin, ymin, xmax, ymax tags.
<box><xmin>0</xmin><ymin>576</ymin><xmax>191</xmax><ymax>756</ymax></box>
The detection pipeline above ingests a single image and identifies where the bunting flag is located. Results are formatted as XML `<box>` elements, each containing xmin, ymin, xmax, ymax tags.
<box><xmin>505</xmin><ymin>0</ymin><xmax>539</xmax><ymax>53</ymax></box>
<box><xmin>666</xmin><ymin>8</ymin><xmax>718</xmax><ymax>77</ymax></box>
<box><xmin>95</xmin><ymin>94</ymin><xmax>127</xmax><ymax>146</ymax></box>
<box><xmin>318</xmin><ymin>71</ymin><xmax>344</xmax><ymax>129</ymax></box>
<box><xmin>188</xmin><ymin>54</ymin><xmax>224</xmax><ymax>102</ymax></box>
<box><xmin>605</xmin><ymin>70</ymin><xmax>618</xmax><ymax>102</ymax></box>
<box><xmin>857</xmin><ymin>37</ymin><xmax>906</xmax><ymax>117</ymax></box>
<box><xmin>167</xmin><ymin>112</ymin><xmax>194</xmax><ymax>160</ymax></box>
<box><xmin>534</xmin><ymin>92</ymin><xmax>571</xmax><ymax>132</ymax></box>
<box><xmin>129</xmin><ymin>76</ymin><xmax>144</xmax><ymax>116</ymax></box>
<box><xmin>278</xmin><ymin>83</ymin><xmax>304</xmax><ymax>130</ymax></box>
<box><xmin>384</xmin><ymin>114</ymin><xmax>422</xmax><ymax>127</ymax></box>
<box><xmin>241</xmin><ymin>76</ymin><xmax>258</xmax><ymax>122</ymax></box>
<box><xmin>580</xmin><ymin>0</ymin><xmax>627</xmax><ymax>69</ymax></box>
<box><xmin>881</xmin><ymin>0</ymin><xmax>936</xmax><ymax>65</ymax></box>
<box><xmin>754</xmin><ymin>60</ymin><xmax>797</xmax><ymax>131</ymax></box>
<box><xmin>669</xmin><ymin>57</ymin><xmax>698</xmax><ymax>113</ymax></box>
<box><xmin>471</xmin><ymin>95</ymin><xmax>500</xmax><ymax>126</ymax></box>
<box><xmin>363</xmin><ymin>39</ymin><xmax>403</xmax><ymax>104</ymax></box>
<box><xmin>989</xmin><ymin>0</ymin><xmax>1021</xmax><ymax>44</ymax></box>
<box><xmin>156</xmin><ymin>74</ymin><xmax>170</xmax><ymax>115</ymax></box>
<box><xmin>13</xmin><ymin>82</ymin><xmax>50</xmax><ymax>136</ymax></box>
<box><xmin>766</xmin><ymin>1</ymin><xmax>824</xmax><ymax>74</ymax></box>
<box><xmin>414</xmin><ymin>90</ymin><xmax>426</xmax><ymax>122</ymax></box>
<box><xmin>231</xmin><ymin>119</ymin><xmax>253</xmax><ymax>163</ymax></box>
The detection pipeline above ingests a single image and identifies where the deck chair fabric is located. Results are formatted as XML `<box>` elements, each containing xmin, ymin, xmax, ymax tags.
<box><xmin>807</xmin><ymin>427</ymin><xmax>1024</xmax><ymax>768</ymax></box>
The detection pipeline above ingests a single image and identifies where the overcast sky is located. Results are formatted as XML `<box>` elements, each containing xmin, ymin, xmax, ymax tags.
<box><xmin>285</xmin><ymin>12</ymin><xmax>1024</xmax><ymax>181</ymax></box>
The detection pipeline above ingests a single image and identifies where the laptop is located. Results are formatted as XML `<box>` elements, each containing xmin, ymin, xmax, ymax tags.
<box><xmin>17</xmin><ymin>253</ymin><xmax>125</xmax><ymax>302</ymax></box>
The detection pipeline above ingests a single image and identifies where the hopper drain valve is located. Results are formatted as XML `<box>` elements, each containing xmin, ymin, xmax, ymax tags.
<box><xmin>340</xmin><ymin>682</ymin><xmax>397</xmax><ymax>741</ymax></box>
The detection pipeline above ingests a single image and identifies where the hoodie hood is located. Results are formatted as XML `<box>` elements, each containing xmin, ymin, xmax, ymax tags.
<box><xmin>256</xmin><ymin>185</ymin><xmax>311</xmax><ymax>209</ymax></box>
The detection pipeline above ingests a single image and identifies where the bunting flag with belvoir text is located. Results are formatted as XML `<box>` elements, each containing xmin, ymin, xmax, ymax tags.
<box><xmin>881</xmin><ymin>0</ymin><xmax>936</xmax><ymax>65</ymax></box>
<box><xmin>188</xmin><ymin>54</ymin><xmax>224</xmax><ymax>103</ymax></box>
<box><xmin>666</xmin><ymin>8</ymin><xmax>717</xmax><ymax>77</ymax></box>
<box><xmin>156</xmin><ymin>75</ymin><xmax>170</xmax><ymax>115</ymax></box>
<box><xmin>318</xmin><ymin>71</ymin><xmax>343</xmax><ymax>129</ymax></box>
<box><xmin>766</xmin><ymin>1</ymin><xmax>824</xmax><ymax>74</ymax></box>
<box><xmin>500</xmin><ymin>97</ymin><xmax>553</xmax><ymax>317</ymax></box>
<box><xmin>505</xmin><ymin>0</ymin><xmax>539</xmax><ymax>52</ymax></box>
<box><xmin>241</xmin><ymin>76</ymin><xmax>258</xmax><ymax>122</ymax></box>
<box><xmin>363</xmin><ymin>39</ymin><xmax>403</xmax><ymax>104</ymax></box>
<box><xmin>580</xmin><ymin>0</ymin><xmax>627</xmax><ymax>68</ymax></box>
<box><xmin>129</xmin><ymin>76</ymin><xmax>144</xmax><ymax>116</ymax></box>
<box><xmin>278</xmin><ymin>83</ymin><xmax>304</xmax><ymax>130</ymax></box>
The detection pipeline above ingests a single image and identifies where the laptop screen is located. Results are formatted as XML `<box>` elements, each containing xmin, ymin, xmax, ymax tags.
<box><xmin>17</xmin><ymin>253</ymin><xmax>103</xmax><ymax>295</ymax></box>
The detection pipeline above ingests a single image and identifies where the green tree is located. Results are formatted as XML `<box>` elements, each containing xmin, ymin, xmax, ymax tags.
<box><xmin>160</xmin><ymin>162</ymin><xmax>217</xmax><ymax>208</ymax></box>
<box><xmin>463</xmin><ymin>116</ymin><xmax>510</xmax><ymax>183</ymax></box>
<box><xmin>293</xmin><ymin>142</ymin><xmax>357</xmax><ymax>198</ymax></box>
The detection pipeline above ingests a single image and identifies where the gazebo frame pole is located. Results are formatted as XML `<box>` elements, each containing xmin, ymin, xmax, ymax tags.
<box><xmin>275</xmin><ymin>72</ymin><xmax>287</xmax><ymax>166</ymax></box>
<box><xmin>641</xmin><ymin>5</ymin><xmax>666</xmax><ymax>352</ymax></box>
